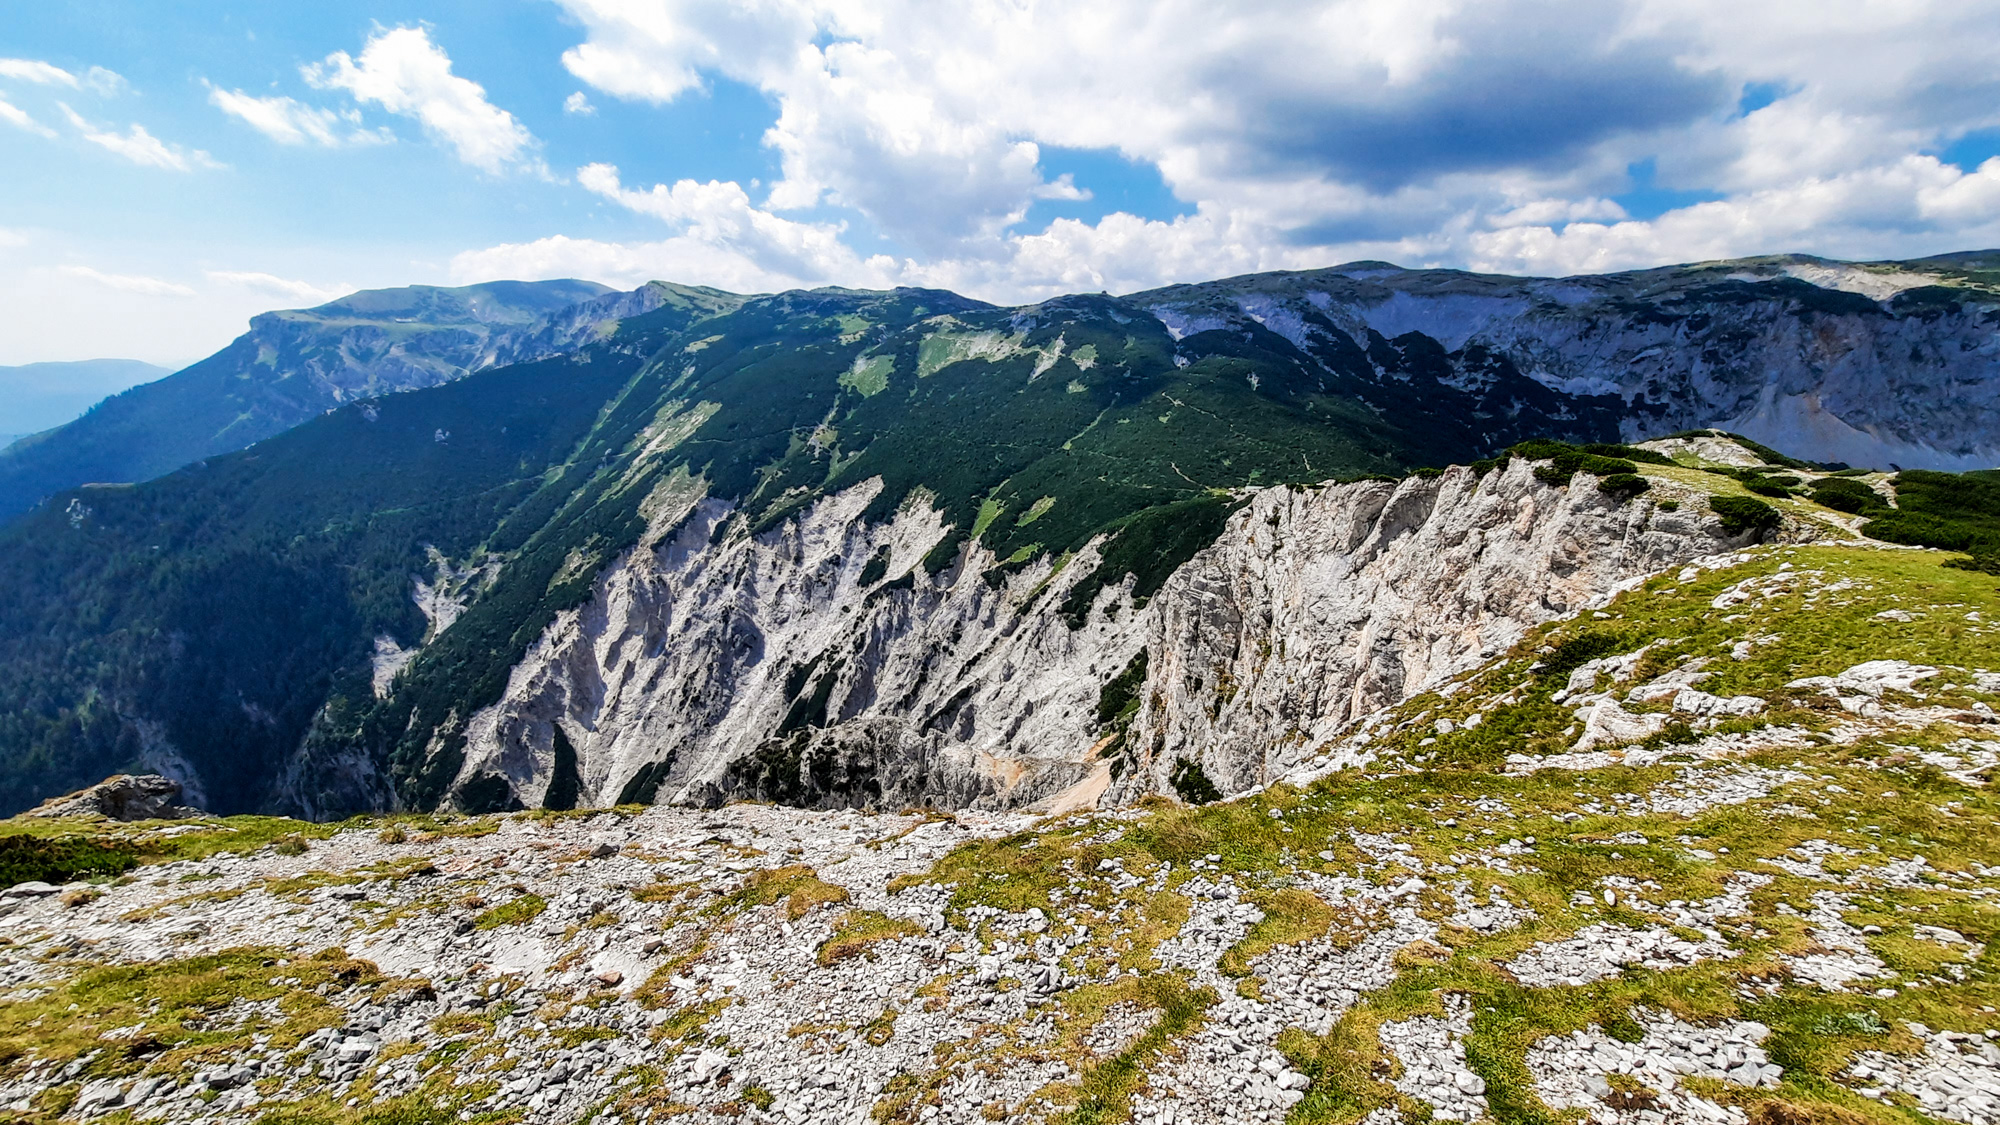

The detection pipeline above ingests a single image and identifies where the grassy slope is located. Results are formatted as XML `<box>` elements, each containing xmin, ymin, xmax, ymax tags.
<box><xmin>4</xmin><ymin>526</ymin><xmax>1999</xmax><ymax>1124</ymax></box>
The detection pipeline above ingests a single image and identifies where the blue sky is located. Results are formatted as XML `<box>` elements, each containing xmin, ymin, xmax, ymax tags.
<box><xmin>3</xmin><ymin>0</ymin><xmax>1999</xmax><ymax>368</ymax></box>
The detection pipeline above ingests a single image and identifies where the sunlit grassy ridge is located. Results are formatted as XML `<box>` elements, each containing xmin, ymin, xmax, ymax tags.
<box><xmin>0</xmin><ymin>531</ymin><xmax>1997</xmax><ymax>1123</ymax></box>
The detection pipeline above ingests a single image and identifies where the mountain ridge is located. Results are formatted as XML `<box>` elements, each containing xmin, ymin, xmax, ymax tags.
<box><xmin>0</xmin><ymin>279</ymin><xmax>737</xmax><ymax>524</ymax></box>
<box><xmin>0</xmin><ymin>253</ymin><xmax>1996</xmax><ymax>821</ymax></box>
<box><xmin>0</xmin><ymin>359</ymin><xmax>170</xmax><ymax>449</ymax></box>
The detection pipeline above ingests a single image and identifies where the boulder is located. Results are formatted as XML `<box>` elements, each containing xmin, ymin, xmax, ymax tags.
<box><xmin>23</xmin><ymin>774</ymin><xmax>204</xmax><ymax>822</ymax></box>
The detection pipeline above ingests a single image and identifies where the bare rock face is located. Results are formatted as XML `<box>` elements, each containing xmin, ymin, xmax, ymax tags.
<box><xmin>451</xmin><ymin>459</ymin><xmax>1763</xmax><ymax>815</ymax></box>
<box><xmin>25</xmin><ymin>774</ymin><xmax>204</xmax><ymax>822</ymax></box>
<box><xmin>1113</xmin><ymin>459</ymin><xmax>1759</xmax><ymax>798</ymax></box>
<box><xmin>453</xmin><ymin>481</ymin><xmax>1150</xmax><ymax>814</ymax></box>
<box><xmin>1137</xmin><ymin>261</ymin><xmax>2000</xmax><ymax>472</ymax></box>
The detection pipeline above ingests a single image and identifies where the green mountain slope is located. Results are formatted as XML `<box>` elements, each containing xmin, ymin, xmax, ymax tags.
<box><xmin>0</xmin><ymin>359</ymin><xmax>170</xmax><ymax>443</ymax></box>
<box><xmin>0</xmin><ymin>282</ymin><xmax>1631</xmax><ymax>816</ymax></box>
<box><xmin>3</xmin><ymin>262</ymin><xmax>1998</xmax><ymax>820</ymax></box>
<box><xmin>0</xmin><ymin>279</ymin><xmax>619</xmax><ymax>524</ymax></box>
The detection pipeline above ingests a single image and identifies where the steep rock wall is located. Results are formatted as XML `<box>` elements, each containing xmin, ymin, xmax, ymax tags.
<box><xmin>453</xmin><ymin>480</ymin><xmax>1151</xmax><ymax>812</ymax></box>
<box><xmin>1141</xmin><ymin>268</ymin><xmax>2000</xmax><ymax>471</ymax></box>
<box><xmin>1113</xmin><ymin>460</ymin><xmax>1759</xmax><ymax>800</ymax></box>
<box><xmin>452</xmin><ymin>460</ymin><xmax>1767</xmax><ymax>813</ymax></box>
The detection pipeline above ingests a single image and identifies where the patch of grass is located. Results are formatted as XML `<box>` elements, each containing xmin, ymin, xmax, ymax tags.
<box><xmin>1277</xmin><ymin>1009</ymin><xmax>1397</xmax><ymax>1125</ymax></box>
<box><xmin>1047</xmin><ymin>974</ymin><xmax>1214</xmax><ymax>1125</ymax></box>
<box><xmin>729</xmin><ymin>864</ymin><xmax>850</xmax><ymax>920</ymax></box>
<box><xmin>1220</xmin><ymin>888</ymin><xmax>1336</xmax><ymax>978</ymax></box>
<box><xmin>0</xmin><ymin>834</ymin><xmax>137</xmax><ymax>885</ymax></box>
<box><xmin>819</xmin><ymin>910</ymin><xmax>923</xmax><ymax>965</ymax></box>
<box><xmin>472</xmin><ymin>894</ymin><xmax>546</xmax><ymax>930</ymax></box>
<box><xmin>0</xmin><ymin>946</ymin><xmax>382</xmax><ymax>1076</ymax></box>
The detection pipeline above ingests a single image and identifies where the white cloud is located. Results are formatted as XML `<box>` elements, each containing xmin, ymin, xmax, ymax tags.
<box><xmin>204</xmin><ymin>270</ymin><xmax>351</xmax><ymax>305</ymax></box>
<box><xmin>0</xmin><ymin>58</ymin><xmax>78</xmax><ymax>87</ymax></box>
<box><xmin>305</xmin><ymin>26</ymin><xmax>541</xmax><ymax>174</ymax></box>
<box><xmin>1465</xmin><ymin>155</ymin><xmax>2000</xmax><ymax>278</ymax></box>
<box><xmin>0</xmin><ymin>97</ymin><xmax>55</xmax><ymax>138</ymax></box>
<box><xmin>60</xmin><ymin>105</ymin><xmax>219</xmax><ymax>171</ymax></box>
<box><xmin>80</xmin><ymin>67</ymin><xmax>127</xmax><ymax>95</ymax></box>
<box><xmin>0</xmin><ymin>58</ymin><xmax>126</xmax><ymax>95</ymax></box>
<box><xmin>564</xmin><ymin>91</ymin><xmax>596</xmax><ymax>116</ymax></box>
<box><xmin>58</xmin><ymin>265</ymin><xmax>197</xmax><ymax>297</ymax></box>
<box><xmin>574</xmin><ymin>162</ymin><xmax>885</xmax><ymax>285</ymax></box>
<box><xmin>207</xmin><ymin>85</ymin><xmax>391</xmax><ymax>147</ymax></box>
<box><xmin>522</xmin><ymin>0</ymin><xmax>2000</xmax><ymax>298</ymax></box>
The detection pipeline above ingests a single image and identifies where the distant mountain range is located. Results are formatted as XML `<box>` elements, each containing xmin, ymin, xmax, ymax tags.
<box><xmin>0</xmin><ymin>279</ymin><xmax>723</xmax><ymax>523</ymax></box>
<box><xmin>0</xmin><ymin>358</ymin><xmax>171</xmax><ymax>449</ymax></box>
<box><xmin>0</xmin><ymin>252</ymin><xmax>1995</xmax><ymax>817</ymax></box>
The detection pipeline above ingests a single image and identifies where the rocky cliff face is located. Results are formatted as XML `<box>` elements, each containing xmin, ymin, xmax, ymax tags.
<box><xmin>14</xmin><ymin>531</ymin><xmax>1998</xmax><ymax>1125</ymax></box>
<box><xmin>1136</xmin><ymin>252</ymin><xmax>2000</xmax><ymax>471</ymax></box>
<box><xmin>1113</xmin><ymin>459</ymin><xmax>1774</xmax><ymax>800</ymax></box>
<box><xmin>450</xmin><ymin>458</ymin><xmax>1762</xmax><ymax>814</ymax></box>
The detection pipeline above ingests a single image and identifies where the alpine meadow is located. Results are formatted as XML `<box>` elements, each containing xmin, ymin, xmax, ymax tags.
<box><xmin>6</xmin><ymin>5</ymin><xmax>2000</xmax><ymax>1125</ymax></box>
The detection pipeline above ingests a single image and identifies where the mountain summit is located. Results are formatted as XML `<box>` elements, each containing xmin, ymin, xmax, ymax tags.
<box><xmin>0</xmin><ymin>254</ymin><xmax>1995</xmax><ymax>819</ymax></box>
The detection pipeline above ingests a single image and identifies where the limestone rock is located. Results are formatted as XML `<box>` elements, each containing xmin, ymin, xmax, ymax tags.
<box><xmin>24</xmin><ymin>774</ymin><xmax>204</xmax><ymax>822</ymax></box>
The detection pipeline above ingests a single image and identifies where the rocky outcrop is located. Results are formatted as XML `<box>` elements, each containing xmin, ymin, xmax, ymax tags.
<box><xmin>451</xmin><ymin>459</ymin><xmax>1764</xmax><ymax>813</ymax></box>
<box><xmin>23</xmin><ymin>774</ymin><xmax>204</xmax><ymax>821</ymax></box>
<box><xmin>1113</xmin><ymin>461</ymin><xmax>1767</xmax><ymax>798</ymax></box>
<box><xmin>1137</xmin><ymin>256</ymin><xmax>2000</xmax><ymax>471</ymax></box>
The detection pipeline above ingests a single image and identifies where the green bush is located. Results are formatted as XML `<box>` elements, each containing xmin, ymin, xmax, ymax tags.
<box><xmin>0</xmin><ymin>835</ymin><xmax>137</xmax><ymax>886</ymax></box>
<box><xmin>1861</xmin><ymin>470</ymin><xmax>2000</xmax><ymax>559</ymax></box>
<box><xmin>1095</xmin><ymin>650</ymin><xmax>1150</xmax><ymax>728</ymax></box>
<box><xmin>1538</xmin><ymin>630</ymin><xmax>1628</xmax><ymax>680</ymax></box>
<box><xmin>1597</xmin><ymin>473</ymin><xmax>1649</xmax><ymax>500</ymax></box>
<box><xmin>1709</xmin><ymin>495</ymin><xmax>1780</xmax><ymax>536</ymax></box>
<box><xmin>1809</xmin><ymin>477</ymin><xmax>1888</xmax><ymax>514</ymax></box>
<box><xmin>1516</xmin><ymin>439</ymin><xmax>1641</xmax><ymax>486</ymax></box>
<box><xmin>1170</xmin><ymin>758</ymin><xmax>1221</xmax><ymax>805</ymax></box>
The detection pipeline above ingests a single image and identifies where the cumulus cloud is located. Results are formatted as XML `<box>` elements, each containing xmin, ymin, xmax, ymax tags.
<box><xmin>575</xmin><ymin>162</ymin><xmax>886</xmax><ymax>285</ymax></box>
<box><xmin>58</xmin><ymin>265</ymin><xmax>196</xmax><ymax>297</ymax></box>
<box><xmin>207</xmin><ymin>86</ymin><xmax>391</xmax><ymax>147</ymax></box>
<box><xmin>447</xmin><ymin>1</ymin><xmax>2000</xmax><ymax>300</ymax></box>
<box><xmin>305</xmin><ymin>26</ymin><xmax>541</xmax><ymax>175</ymax></box>
<box><xmin>563</xmin><ymin>91</ymin><xmax>596</xmax><ymax>116</ymax></box>
<box><xmin>59</xmin><ymin>105</ymin><xmax>219</xmax><ymax>171</ymax></box>
<box><xmin>1466</xmin><ymin>155</ymin><xmax>2000</xmax><ymax>277</ymax></box>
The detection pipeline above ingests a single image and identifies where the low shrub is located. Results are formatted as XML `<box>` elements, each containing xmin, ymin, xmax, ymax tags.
<box><xmin>1709</xmin><ymin>495</ymin><xmax>1780</xmax><ymax>536</ymax></box>
<box><xmin>0</xmin><ymin>835</ymin><xmax>137</xmax><ymax>886</ymax></box>
<box><xmin>1170</xmin><ymin>758</ymin><xmax>1221</xmax><ymax>805</ymax></box>
<box><xmin>1809</xmin><ymin>477</ymin><xmax>1888</xmax><ymax>514</ymax></box>
<box><xmin>1597</xmin><ymin>473</ymin><xmax>1650</xmax><ymax>500</ymax></box>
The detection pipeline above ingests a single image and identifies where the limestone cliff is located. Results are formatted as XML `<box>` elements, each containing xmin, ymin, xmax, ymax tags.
<box><xmin>452</xmin><ymin>458</ymin><xmax>1766</xmax><ymax>813</ymax></box>
<box><xmin>1137</xmin><ymin>254</ymin><xmax>2000</xmax><ymax>471</ymax></box>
